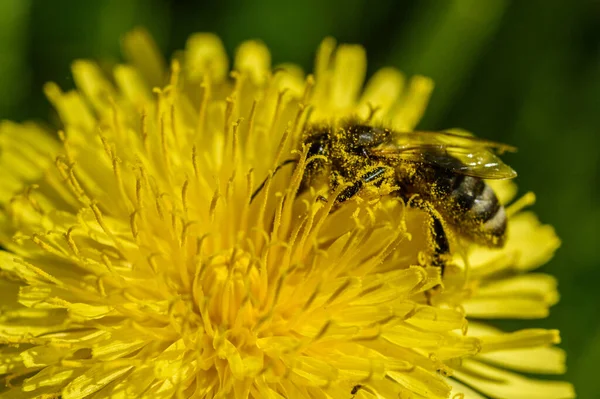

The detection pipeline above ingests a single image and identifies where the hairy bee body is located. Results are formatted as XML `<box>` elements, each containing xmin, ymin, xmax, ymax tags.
<box><xmin>298</xmin><ymin>122</ymin><xmax>514</xmax><ymax>249</ymax></box>
<box><xmin>394</xmin><ymin>158</ymin><xmax>506</xmax><ymax>247</ymax></box>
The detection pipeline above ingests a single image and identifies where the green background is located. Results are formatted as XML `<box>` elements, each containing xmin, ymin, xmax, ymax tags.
<box><xmin>0</xmin><ymin>0</ymin><xmax>597</xmax><ymax>396</ymax></box>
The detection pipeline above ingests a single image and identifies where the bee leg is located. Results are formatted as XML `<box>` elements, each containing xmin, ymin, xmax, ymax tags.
<box><xmin>405</xmin><ymin>198</ymin><xmax>450</xmax><ymax>304</ymax></box>
<box><xmin>428</xmin><ymin>212</ymin><xmax>449</xmax><ymax>274</ymax></box>
<box><xmin>425</xmin><ymin>210</ymin><xmax>451</xmax><ymax>305</ymax></box>
<box><xmin>406</xmin><ymin>198</ymin><xmax>450</xmax><ymax>272</ymax></box>
<box><xmin>336</xmin><ymin>166</ymin><xmax>388</xmax><ymax>203</ymax></box>
<box><xmin>336</xmin><ymin>180</ymin><xmax>363</xmax><ymax>203</ymax></box>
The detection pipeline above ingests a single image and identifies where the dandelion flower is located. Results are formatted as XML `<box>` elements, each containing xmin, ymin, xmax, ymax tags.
<box><xmin>0</xmin><ymin>29</ymin><xmax>574</xmax><ymax>399</ymax></box>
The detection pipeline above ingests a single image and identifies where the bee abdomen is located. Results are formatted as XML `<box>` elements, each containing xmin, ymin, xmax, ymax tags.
<box><xmin>449</xmin><ymin>175</ymin><xmax>506</xmax><ymax>247</ymax></box>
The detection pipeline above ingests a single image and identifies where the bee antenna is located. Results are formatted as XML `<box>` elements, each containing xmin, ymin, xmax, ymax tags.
<box><xmin>250</xmin><ymin>159</ymin><xmax>298</xmax><ymax>203</ymax></box>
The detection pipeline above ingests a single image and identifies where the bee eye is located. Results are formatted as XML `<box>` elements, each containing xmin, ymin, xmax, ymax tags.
<box><xmin>349</xmin><ymin>125</ymin><xmax>375</xmax><ymax>147</ymax></box>
<box><xmin>357</xmin><ymin>132</ymin><xmax>375</xmax><ymax>146</ymax></box>
<box><xmin>351</xmin><ymin>125</ymin><xmax>388</xmax><ymax>148</ymax></box>
<box><xmin>308</xmin><ymin>141</ymin><xmax>326</xmax><ymax>156</ymax></box>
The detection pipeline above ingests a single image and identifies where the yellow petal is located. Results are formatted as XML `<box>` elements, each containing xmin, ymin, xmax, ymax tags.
<box><xmin>465</xmin><ymin>212</ymin><xmax>560</xmax><ymax>278</ymax></box>
<box><xmin>466</xmin><ymin>322</ymin><xmax>567</xmax><ymax>374</ymax></box>
<box><xmin>463</xmin><ymin>267</ymin><xmax>560</xmax><ymax>320</ymax></box>
<box><xmin>185</xmin><ymin>33</ymin><xmax>229</xmax><ymax>83</ymax></box>
<box><xmin>508</xmin><ymin>212</ymin><xmax>561</xmax><ymax>271</ymax></box>
<box><xmin>114</xmin><ymin>64</ymin><xmax>153</xmax><ymax>107</ymax></box>
<box><xmin>43</xmin><ymin>83</ymin><xmax>96</xmax><ymax>132</ymax></box>
<box><xmin>391</xmin><ymin>75</ymin><xmax>434</xmax><ymax>131</ymax></box>
<box><xmin>22</xmin><ymin>366</ymin><xmax>77</xmax><ymax>393</ymax></box>
<box><xmin>72</xmin><ymin>60</ymin><xmax>116</xmax><ymax>114</ymax></box>
<box><xmin>0</xmin><ymin>122</ymin><xmax>57</xmax><ymax>202</ymax></box>
<box><xmin>357</xmin><ymin>67</ymin><xmax>405</xmax><ymax>121</ymax></box>
<box><xmin>272</xmin><ymin>63</ymin><xmax>306</xmax><ymax>98</ymax></box>
<box><xmin>92</xmin><ymin>334</ymin><xmax>147</xmax><ymax>361</ymax></box>
<box><xmin>479</xmin><ymin>328</ymin><xmax>560</xmax><ymax>352</ymax></box>
<box><xmin>462</xmin><ymin>297</ymin><xmax>550</xmax><ymax>319</ymax></box>
<box><xmin>329</xmin><ymin>44</ymin><xmax>366</xmax><ymax>110</ymax></box>
<box><xmin>235</xmin><ymin>40</ymin><xmax>271</xmax><ymax>85</ymax></box>
<box><xmin>447</xmin><ymin>378</ymin><xmax>487</xmax><ymax>399</ymax></box>
<box><xmin>387</xmin><ymin>368</ymin><xmax>450</xmax><ymax>399</ymax></box>
<box><xmin>0</xmin><ymin>346</ymin><xmax>25</xmax><ymax>374</ymax></box>
<box><xmin>62</xmin><ymin>364</ymin><xmax>133</xmax><ymax>399</ymax></box>
<box><xmin>478</xmin><ymin>346</ymin><xmax>567</xmax><ymax>375</ymax></box>
<box><xmin>454</xmin><ymin>359</ymin><xmax>575</xmax><ymax>399</ymax></box>
<box><xmin>121</xmin><ymin>27</ymin><xmax>166</xmax><ymax>88</ymax></box>
<box><xmin>314</xmin><ymin>37</ymin><xmax>336</xmax><ymax>81</ymax></box>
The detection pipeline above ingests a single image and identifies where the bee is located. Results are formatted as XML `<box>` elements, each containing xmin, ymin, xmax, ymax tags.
<box><xmin>252</xmin><ymin>121</ymin><xmax>516</xmax><ymax>268</ymax></box>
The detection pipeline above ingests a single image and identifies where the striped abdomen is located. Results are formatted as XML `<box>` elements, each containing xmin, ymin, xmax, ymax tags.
<box><xmin>435</xmin><ymin>172</ymin><xmax>507</xmax><ymax>247</ymax></box>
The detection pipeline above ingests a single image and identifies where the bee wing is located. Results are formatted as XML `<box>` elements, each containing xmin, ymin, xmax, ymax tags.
<box><xmin>371</xmin><ymin>131</ymin><xmax>517</xmax><ymax>180</ymax></box>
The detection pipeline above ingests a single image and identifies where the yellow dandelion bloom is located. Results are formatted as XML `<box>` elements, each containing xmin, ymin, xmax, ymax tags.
<box><xmin>0</xmin><ymin>28</ymin><xmax>574</xmax><ymax>399</ymax></box>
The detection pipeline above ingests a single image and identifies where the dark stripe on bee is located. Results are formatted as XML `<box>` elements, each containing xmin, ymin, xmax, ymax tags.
<box><xmin>448</xmin><ymin>175</ymin><xmax>500</xmax><ymax>223</ymax></box>
<box><xmin>450</xmin><ymin>175</ymin><xmax>500</xmax><ymax>224</ymax></box>
<box><xmin>423</xmin><ymin>162</ymin><xmax>506</xmax><ymax>247</ymax></box>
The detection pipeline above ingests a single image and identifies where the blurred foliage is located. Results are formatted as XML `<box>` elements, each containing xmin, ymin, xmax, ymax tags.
<box><xmin>0</xmin><ymin>0</ymin><xmax>598</xmax><ymax>396</ymax></box>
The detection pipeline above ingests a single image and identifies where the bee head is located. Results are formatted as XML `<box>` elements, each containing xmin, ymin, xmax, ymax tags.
<box><xmin>305</xmin><ymin>131</ymin><xmax>329</xmax><ymax>157</ymax></box>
